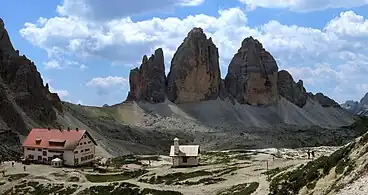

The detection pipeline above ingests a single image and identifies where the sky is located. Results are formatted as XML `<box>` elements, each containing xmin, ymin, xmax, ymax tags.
<box><xmin>1</xmin><ymin>0</ymin><xmax>368</xmax><ymax>106</ymax></box>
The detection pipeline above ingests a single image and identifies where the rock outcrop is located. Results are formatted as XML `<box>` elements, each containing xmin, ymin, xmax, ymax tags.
<box><xmin>360</xmin><ymin>93</ymin><xmax>368</xmax><ymax>105</ymax></box>
<box><xmin>277</xmin><ymin>70</ymin><xmax>308</xmax><ymax>107</ymax></box>
<box><xmin>341</xmin><ymin>93</ymin><xmax>368</xmax><ymax>116</ymax></box>
<box><xmin>0</xmin><ymin>18</ymin><xmax>62</xmax><ymax>134</ymax></box>
<box><xmin>126</xmin><ymin>48</ymin><xmax>166</xmax><ymax>103</ymax></box>
<box><xmin>225</xmin><ymin>37</ymin><xmax>278</xmax><ymax>105</ymax></box>
<box><xmin>167</xmin><ymin>28</ymin><xmax>220</xmax><ymax>104</ymax></box>
<box><xmin>309</xmin><ymin>92</ymin><xmax>340</xmax><ymax>108</ymax></box>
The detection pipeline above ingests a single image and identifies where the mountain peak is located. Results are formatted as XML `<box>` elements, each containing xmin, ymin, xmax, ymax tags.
<box><xmin>360</xmin><ymin>92</ymin><xmax>368</xmax><ymax>105</ymax></box>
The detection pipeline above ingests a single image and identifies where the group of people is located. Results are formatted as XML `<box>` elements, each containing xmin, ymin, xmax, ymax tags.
<box><xmin>307</xmin><ymin>150</ymin><xmax>315</xmax><ymax>159</ymax></box>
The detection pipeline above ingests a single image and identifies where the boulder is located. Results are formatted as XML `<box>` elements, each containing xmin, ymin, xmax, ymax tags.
<box><xmin>126</xmin><ymin>48</ymin><xmax>166</xmax><ymax>103</ymax></box>
<box><xmin>225</xmin><ymin>36</ymin><xmax>278</xmax><ymax>105</ymax></box>
<box><xmin>167</xmin><ymin>27</ymin><xmax>220</xmax><ymax>103</ymax></box>
<box><xmin>277</xmin><ymin>70</ymin><xmax>308</xmax><ymax>107</ymax></box>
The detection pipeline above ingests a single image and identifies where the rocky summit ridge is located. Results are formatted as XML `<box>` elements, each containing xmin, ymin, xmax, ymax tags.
<box><xmin>341</xmin><ymin>92</ymin><xmax>368</xmax><ymax>116</ymax></box>
<box><xmin>126</xmin><ymin>27</ymin><xmax>340</xmax><ymax>108</ymax></box>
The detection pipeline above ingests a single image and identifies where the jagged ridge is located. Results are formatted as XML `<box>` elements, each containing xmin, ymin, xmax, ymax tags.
<box><xmin>126</xmin><ymin>27</ymin><xmax>341</xmax><ymax>108</ymax></box>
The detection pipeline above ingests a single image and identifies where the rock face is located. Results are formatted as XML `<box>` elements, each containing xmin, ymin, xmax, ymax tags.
<box><xmin>341</xmin><ymin>93</ymin><xmax>368</xmax><ymax>116</ymax></box>
<box><xmin>167</xmin><ymin>28</ymin><xmax>220</xmax><ymax>104</ymax></box>
<box><xmin>360</xmin><ymin>93</ymin><xmax>368</xmax><ymax>105</ymax></box>
<box><xmin>277</xmin><ymin>70</ymin><xmax>308</xmax><ymax>107</ymax></box>
<box><xmin>310</xmin><ymin>93</ymin><xmax>340</xmax><ymax>108</ymax></box>
<box><xmin>126</xmin><ymin>48</ymin><xmax>166</xmax><ymax>103</ymax></box>
<box><xmin>0</xmin><ymin>18</ymin><xmax>62</xmax><ymax>135</ymax></box>
<box><xmin>225</xmin><ymin>37</ymin><xmax>278</xmax><ymax>105</ymax></box>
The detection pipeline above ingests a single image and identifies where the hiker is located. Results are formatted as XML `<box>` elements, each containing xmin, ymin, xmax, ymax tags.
<box><xmin>23</xmin><ymin>165</ymin><xmax>26</xmax><ymax>171</ymax></box>
<box><xmin>12</xmin><ymin>161</ymin><xmax>14</xmax><ymax>167</ymax></box>
<box><xmin>307</xmin><ymin>150</ymin><xmax>310</xmax><ymax>159</ymax></box>
<box><xmin>311</xmin><ymin>151</ymin><xmax>315</xmax><ymax>159</ymax></box>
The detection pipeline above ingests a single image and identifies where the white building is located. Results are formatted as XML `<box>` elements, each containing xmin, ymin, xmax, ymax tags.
<box><xmin>169</xmin><ymin>138</ymin><xmax>200</xmax><ymax>167</ymax></box>
<box><xmin>22</xmin><ymin>128</ymin><xmax>97</xmax><ymax>166</ymax></box>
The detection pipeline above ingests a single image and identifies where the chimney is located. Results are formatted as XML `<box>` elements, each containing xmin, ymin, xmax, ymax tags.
<box><xmin>47</xmin><ymin>127</ymin><xmax>51</xmax><ymax>130</ymax></box>
<box><xmin>76</xmin><ymin>127</ymin><xmax>79</xmax><ymax>131</ymax></box>
<box><xmin>59</xmin><ymin>127</ymin><xmax>62</xmax><ymax>131</ymax></box>
<box><xmin>67</xmin><ymin>127</ymin><xmax>70</xmax><ymax>131</ymax></box>
<box><xmin>174</xmin><ymin>138</ymin><xmax>179</xmax><ymax>155</ymax></box>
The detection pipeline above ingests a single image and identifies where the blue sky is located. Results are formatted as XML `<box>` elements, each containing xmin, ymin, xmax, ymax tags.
<box><xmin>1</xmin><ymin>0</ymin><xmax>368</xmax><ymax>106</ymax></box>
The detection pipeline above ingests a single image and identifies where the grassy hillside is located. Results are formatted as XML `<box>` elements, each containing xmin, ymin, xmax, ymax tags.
<box><xmin>269</xmin><ymin>117</ymin><xmax>368</xmax><ymax>195</ymax></box>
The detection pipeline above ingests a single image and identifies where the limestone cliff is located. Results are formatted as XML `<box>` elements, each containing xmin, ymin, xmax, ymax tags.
<box><xmin>225</xmin><ymin>36</ymin><xmax>279</xmax><ymax>105</ymax></box>
<box><xmin>0</xmin><ymin>18</ymin><xmax>62</xmax><ymax>134</ymax></box>
<box><xmin>126</xmin><ymin>48</ymin><xmax>166</xmax><ymax>103</ymax></box>
<box><xmin>277</xmin><ymin>70</ymin><xmax>308</xmax><ymax>107</ymax></box>
<box><xmin>167</xmin><ymin>28</ymin><xmax>220</xmax><ymax>104</ymax></box>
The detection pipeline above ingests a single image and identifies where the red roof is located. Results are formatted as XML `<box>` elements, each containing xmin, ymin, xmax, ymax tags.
<box><xmin>22</xmin><ymin>128</ymin><xmax>90</xmax><ymax>150</ymax></box>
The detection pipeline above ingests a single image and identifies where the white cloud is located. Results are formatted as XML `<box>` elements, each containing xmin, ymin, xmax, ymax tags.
<box><xmin>238</xmin><ymin>0</ymin><xmax>368</xmax><ymax>12</ymax></box>
<box><xmin>86</xmin><ymin>76</ymin><xmax>128</xmax><ymax>88</ymax></box>
<box><xmin>44</xmin><ymin>60</ymin><xmax>62</xmax><ymax>70</ymax></box>
<box><xmin>19</xmin><ymin>3</ymin><xmax>368</xmax><ymax>103</ymax></box>
<box><xmin>49</xmin><ymin>86</ymin><xmax>70</xmax><ymax>99</ymax></box>
<box><xmin>79</xmin><ymin>64</ymin><xmax>88</xmax><ymax>70</ymax></box>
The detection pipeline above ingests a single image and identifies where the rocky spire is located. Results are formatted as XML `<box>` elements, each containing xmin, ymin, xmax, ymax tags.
<box><xmin>277</xmin><ymin>70</ymin><xmax>308</xmax><ymax>107</ymax></box>
<box><xmin>0</xmin><ymin>18</ymin><xmax>16</xmax><ymax>56</ymax></box>
<box><xmin>224</xmin><ymin>36</ymin><xmax>279</xmax><ymax>105</ymax></box>
<box><xmin>126</xmin><ymin>48</ymin><xmax>166</xmax><ymax>103</ymax></box>
<box><xmin>166</xmin><ymin>27</ymin><xmax>220</xmax><ymax>103</ymax></box>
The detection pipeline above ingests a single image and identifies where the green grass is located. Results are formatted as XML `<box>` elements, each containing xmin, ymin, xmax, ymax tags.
<box><xmin>77</xmin><ymin>182</ymin><xmax>183</xmax><ymax>195</ymax></box>
<box><xmin>7</xmin><ymin>173</ymin><xmax>29</xmax><ymax>182</ymax></box>
<box><xmin>269</xmin><ymin>142</ymin><xmax>356</xmax><ymax>195</ymax></box>
<box><xmin>262</xmin><ymin>165</ymin><xmax>293</xmax><ymax>181</ymax></box>
<box><xmin>181</xmin><ymin>177</ymin><xmax>226</xmax><ymax>185</ymax></box>
<box><xmin>139</xmin><ymin>170</ymin><xmax>213</xmax><ymax>185</ymax></box>
<box><xmin>216</xmin><ymin>182</ymin><xmax>259</xmax><ymax>195</ymax></box>
<box><xmin>85</xmin><ymin>169</ymin><xmax>148</xmax><ymax>182</ymax></box>
<box><xmin>3</xmin><ymin>181</ymin><xmax>80</xmax><ymax>195</ymax></box>
<box><xmin>139</xmin><ymin>166</ymin><xmax>241</xmax><ymax>185</ymax></box>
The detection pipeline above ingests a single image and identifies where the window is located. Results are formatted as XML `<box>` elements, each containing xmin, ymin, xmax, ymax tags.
<box><xmin>88</xmin><ymin>141</ymin><xmax>91</xmax><ymax>144</ymax></box>
<box><xmin>84</xmin><ymin>142</ymin><xmax>86</xmax><ymax>144</ymax></box>
<box><xmin>28</xmin><ymin>155</ymin><xmax>34</xmax><ymax>159</ymax></box>
<box><xmin>74</xmin><ymin>151</ymin><xmax>78</xmax><ymax>154</ymax></box>
<box><xmin>27</xmin><ymin>148</ymin><xmax>35</xmax><ymax>151</ymax></box>
<box><xmin>38</xmin><ymin>149</ymin><xmax>42</xmax><ymax>151</ymax></box>
<box><xmin>42</xmin><ymin>151</ymin><xmax>47</xmax><ymax>156</ymax></box>
<box><xmin>84</xmin><ymin>135</ymin><xmax>87</xmax><ymax>138</ymax></box>
<box><xmin>81</xmin><ymin>150</ymin><xmax>84</xmax><ymax>153</ymax></box>
<box><xmin>38</xmin><ymin>156</ymin><xmax>42</xmax><ymax>161</ymax></box>
<box><xmin>182</xmin><ymin>157</ymin><xmax>188</xmax><ymax>163</ymax></box>
<box><xmin>85</xmin><ymin>148</ymin><xmax>90</xmax><ymax>152</ymax></box>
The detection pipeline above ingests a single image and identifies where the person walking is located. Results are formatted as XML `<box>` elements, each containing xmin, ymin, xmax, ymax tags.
<box><xmin>11</xmin><ymin>161</ymin><xmax>14</xmax><ymax>167</ymax></box>
<box><xmin>23</xmin><ymin>165</ymin><xmax>26</xmax><ymax>171</ymax></box>
<box><xmin>307</xmin><ymin>150</ymin><xmax>310</xmax><ymax>159</ymax></box>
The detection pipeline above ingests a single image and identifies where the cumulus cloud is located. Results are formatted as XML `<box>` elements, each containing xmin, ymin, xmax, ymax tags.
<box><xmin>238</xmin><ymin>0</ymin><xmax>368</xmax><ymax>12</ymax></box>
<box><xmin>19</xmin><ymin>2</ymin><xmax>368</xmax><ymax>103</ymax></box>
<box><xmin>86</xmin><ymin>76</ymin><xmax>128</xmax><ymax>88</ymax></box>
<box><xmin>49</xmin><ymin>86</ymin><xmax>70</xmax><ymax>99</ymax></box>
